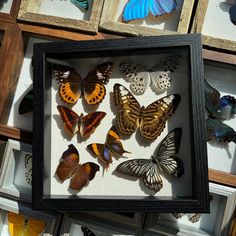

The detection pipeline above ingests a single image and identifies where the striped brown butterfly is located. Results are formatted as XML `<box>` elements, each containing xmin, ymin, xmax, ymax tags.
<box><xmin>113</xmin><ymin>83</ymin><xmax>181</xmax><ymax>140</ymax></box>
<box><xmin>57</xmin><ymin>105</ymin><xmax>106</xmax><ymax>138</ymax></box>
<box><xmin>172</xmin><ymin>213</ymin><xmax>202</xmax><ymax>223</ymax></box>
<box><xmin>53</xmin><ymin>62</ymin><xmax>114</xmax><ymax>105</ymax></box>
<box><xmin>55</xmin><ymin>144</ymin><xmax>99</xmax><ymax>191</ymax></box>
<box><xmin>87</xmin><ymin>126</ymin><xmax>130</xmax><ymax>169</ymax></box>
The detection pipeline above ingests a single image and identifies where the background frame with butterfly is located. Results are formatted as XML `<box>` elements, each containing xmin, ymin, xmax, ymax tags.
<box><xmin>17</xmin><ymin>0</ymin><xmax>104</xmax><ymax>34</ymax></box>
<box><xmin>32</xmin><ymin>34</ymin><xmax>209</xmax><ymax>212</ymax></box>
<box><xmin>99</xmin><ymin>0</ymin><xmax>195</xmax><ymax>36</ymax></box>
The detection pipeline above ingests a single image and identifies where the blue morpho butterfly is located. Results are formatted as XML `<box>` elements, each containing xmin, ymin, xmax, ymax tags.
<box><xmin>205</xmin><ymin>79</ymin><xmax>236</xmax><ymax>120</ymax></box>
<box><xmin>122</xmin><ymin>0</ymin><xmax>177</xmax><ymax>22</ymax></box>
<box><xmin>87</xmin><ymin>126</ymin><xmax>130</xmax><ymax>170</ymax></box>
<box><xmin>229</xmin><ymin>2</ymin><xmax>236</xmax><ymax>24</ymax></box>
<box><xmin>70</xmin><ymin>0</ymin><xmax>88</xmax><ymax>11</ymax></box>
<box><xmin>18</xmin><ymin>89</ymin><xmax>33</xmax><ymax>115</ymax></box>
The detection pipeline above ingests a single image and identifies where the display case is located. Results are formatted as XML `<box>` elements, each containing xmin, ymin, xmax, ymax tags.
<box><xmin>32</xmin><ymin>34</ymin><xmax>209</xmax><ymax>212</ymax></box>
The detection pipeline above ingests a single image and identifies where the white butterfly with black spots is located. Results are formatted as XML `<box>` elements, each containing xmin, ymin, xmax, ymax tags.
<box><xmin>24</xmin><ymin>154</ymin><xmax>32</xmax><ymax>185</ymax></box>
<box><xmin>119</xmin><ymin>55</ymin><xmax>182</xmax><ymax>95</ymax></box>
<box><xmin>115</xmin><ymin>128</ymin><xmax>184</xmax><ymax>193</ymax></box>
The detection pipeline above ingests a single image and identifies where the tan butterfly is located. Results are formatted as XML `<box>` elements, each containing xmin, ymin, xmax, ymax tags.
<box><xmin>113</xmin><ymin>83</ymin><xmax>181</xmax><ymax>140</ymax></box>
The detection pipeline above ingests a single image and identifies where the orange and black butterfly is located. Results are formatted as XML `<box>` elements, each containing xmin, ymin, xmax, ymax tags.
<box><xmin>113</xmin><ymin>83</ymin><xmax>181</xmax><ymax>140</ymax></box>
<box><xmin>55</xmin><ymin>144</ymin><xmax>99</xmax><ymax>191</ymax></box>
<box><xmin>57</xmin><ymin>105</ymin><xmax>106</xmax><ymax>138</ymax></box>
<box><xmin>53</xmin><ymin>62</ymin><xmax>114</xmax><ymax>105</ymax></box>
<box><xmin>87</xmin><ymin>126</ymin><xmax>130</xmax><ymax>169</ymax></box>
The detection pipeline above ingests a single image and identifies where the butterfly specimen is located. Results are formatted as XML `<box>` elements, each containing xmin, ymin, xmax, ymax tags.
<box><xmin>53</xmin><ymin>62</ymin><xmax>114</xmax><ymax>105</ymax></box>
<box><xmin>119</xmin><ymin>55</ymin><xmax>181</xmax><ymax>95</ymax></box>
<box><xmin>116</xmin><ymin>128</ymin><xmax>184</xmax><ymax>192</ymax></box>
<box><xmin>205</xmin><ymin>79</ymin><xmax>236</xmax><ymax>120</ymax></box>
<box><xmin>57</xmin><ymin>105</ymin><xmax>106</xmax><ymax>138</ymax></box>
<box><xmin>8</xmin><ymin>212</ymin><xmax>46</xmax><ymax>236</ymax></box>
<box><xmin>19</xmin><ymin>89</ymin><xmax>33</xmax><ymax>114</ymax></box>
<box><xmin>55</xmin><ymin>144</ymin><xmax>99</xmax><ymax>191</ymax></box>
<box><xmin>113</xmin><ymin>83</ymin><xmax>181</xmax><ymax>140</ymax></box>
<box><xmin>24</xmin><ymin>154</ymin><xmax>32</xmax><ymax>185</ymax></box>
<box><xmin>70</xmin><ymin>0</ymin><xmax>88</xmax><ymax>11</ymax></box>
<box><xmin>81</xmin><ymin>226</ymin><xmax>96</xmax><ymax>236</ymax></box>
<box><xmin>172</xmin><ymin>213</ymin><xmax>202</xmax><ymax>223</ymax></box>
<box><xmin>87</xmin><ymin>126</ymin><xmax>130</xmax><ymax>169</ymax></box>
<box><xmin>229</xmin><ymin>3</ymin><xmax>236</xmax><ymax>24</ymax></box>
<box><xmin>122</xmin><ymin>0</ymin><xmax>177</xmax><ymax>22</ymax></box>
<box><xmin>206</xmin><ymin>118</ymin><xmax>236</xmax><ymax>143</ymax></box>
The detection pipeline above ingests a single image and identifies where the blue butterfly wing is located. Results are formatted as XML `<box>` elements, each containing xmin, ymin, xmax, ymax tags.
<box><xmin>229</xmin><ymin>4</ymin><xmax>236</xmax><ymax>25</ymax></box>
<box><xmin>70</xmin><ymin>0</ymin><xmax>88</xmax><ymax>11</ymax></box>
<box><xmin>149</xmin><ymin>0</ymin><xmax>177</xmax><ymax>16</ymax></box>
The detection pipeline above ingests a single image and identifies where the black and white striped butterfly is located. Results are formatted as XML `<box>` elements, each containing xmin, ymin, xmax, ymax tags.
<box><xmin>24</xmin><ymin>154</ymin><xmax>32</xmax><ymax>185</ymax></box>
<box><xmin>119</xmin><ymin>55</ymin><xmax>182</xmax><ymax>95</ymax></box>
<box><xmin>115</xmin><ymin>128</ymin><xmax>184</xmax><ymax>192</ymax></box>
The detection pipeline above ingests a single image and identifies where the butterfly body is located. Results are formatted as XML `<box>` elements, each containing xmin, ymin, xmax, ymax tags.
<box><xmin>87</xmin><ymin>126</ymin><xmax>130</xmax><ymax>169</ymax></box>
<box><xmin>70</xmin><ymin>0</ymin><xmax>89</xmax><ymax>11</ymax></box>
<box><xmin>122</xmin><ymin>0</ymin><xmax>177</xmax><ymax>22</ymax></box>
<box><xmin>113</xmin><ymin>83</ymin><xmax>181</xmax><ymax>140</ymax></box>
<box><xmin>116</xmin><ymin>128</ymin><xmax>184</xmax><ymax>192</ymax></box>
<box><xmin>57</xmin><ymin>105</ymin><xmax>106</xmax><ymax>138</ymax></box>
<box><xmin>53</xmin><ymin>62</ymin><xmax>113</xmax><ymax>105</ymax></box>
<box><xmin>119</xmin><ymin>56</ymin><xmax>181</xmax><ymax>95</ymax></box>
<box><xmin>55</xmin><ymin>144</ymin><xmax>99</xmax><ymax>191</ymax></box>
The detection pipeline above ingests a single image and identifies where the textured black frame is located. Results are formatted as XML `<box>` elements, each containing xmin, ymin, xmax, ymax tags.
<box><xmin>32</xmin><ymin>35</ymin><xmax>209</xmax><ymax>212</ymax></box>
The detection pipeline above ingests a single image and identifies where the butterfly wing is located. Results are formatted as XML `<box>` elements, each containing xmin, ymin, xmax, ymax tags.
<box><xmin>55</xmin><ymin>144</ymin><xmax>80</xmax><ymax>182</ymax></box>
<box><xmin>119</xmin><ymin>62</ymin><xmax>150</xmax><ymax>95</ymax></box>
<box><xmin>87</xmin><ymin>143</ymin><xmax>112</xmax><ymax>168</ymax></box>
<box><xmin>53</xmin><ymin>63</ymin><xmax>82</xmax><ymax>104</ymax></box>
<box><xmin>70</xmin><ymin>0</ymin><xmax>88</xmax><ymax>11</ymax></box>
<box><xmin>229</xmin><ymin>3</ymin><xmax>236</xmax><ymax>25</ymax></box>
<box><xmin>172</xmin><ymin>213</ymin><xmax>185</xmax><ymax>219</ymax></box>
<box><xmin>24</xmin><ymin>154</ymin><xmax>32</xmax><ymax>185</ymax></box>
<box><xmin>149</xmin><ymin>0</ymin><xmax>177</xmax><ymax>16</ymax></box>
<box><xmin>150</xmin><ymin>55</ymin><xmax>182</xmax><ymax>93</ymax></box>
<box><xmin>80</xmin><ymin>111</ymin><xmax>106</xmax><ymax>137</ymax></box>
<box><xmin>81</xmin><ymin>226</ymin><xmax>96</xmax><ymax>236</ymax></box>
<box><xmin>206</xmin><ymin>118</ymin><xmax>236</xmax><ymax>143</ymax></box>
<box><xmin>24</xmin><ymin>218</ymin><xmax>46</xmax><ymax>236</ymax></box>
<box><xmin>83</xmin><ymin>62</ymin><xmax>114</xmax><ymax>105</ymax></box>
<box><xmin>19</xmin><ymin>89</ymin><xmax>33</xmax><ymax>114</ymax></box>
<box><xmin>57</xmin><ymin>105</ymin><xmax>80</xmax><ymax>137</ymax></box>
<box><xmin>188</xmin><ymin>213</ymin><xmax>202</xmax><ymax>223</ymax></box>
<box><xmin>140</xmin><ymin>94</ymin><xmax>181</xmax><ymax>140</ymax></box>
<box><xmin>69</xmin><ymin>162</ymin><xmax>99</xmax><ymax>191</ymax></box>
<box><xmin>116</xmin><ymin>158</ymin><xmax>163</xmax><ymax>192</ymax></box>
<box><xmin>8</xmin><ymin>212</ymin><xmax>25</xmax><ymax>236</ymax></box>
<box><xmin>113</xmin><ymin>83</ymin><xmax>141</xmax><ymax>135</ymax></box>
<box><xmin>106</xmin><ymin>126</ymin><xmax>130</xmax><ymax>156</ymax></box>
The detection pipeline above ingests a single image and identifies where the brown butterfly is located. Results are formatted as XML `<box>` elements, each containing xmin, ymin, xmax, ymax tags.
<box><xmin>87</xmin><ymin>126</ymin><xmax>130</xmax><ymax>169</ymax></box>
<box><xmin>53</xmin><ymin>62</ymin><xmax>114</xmax><ymax>104</ymax></box>
<box><xmin>57</xmin><ymin>105</ymin><xmax>106</xmax><ymax>138</ymax></box>
<box><xmin>55</xmin><ymin>144</ymin><xmax>99</xmax><ymax>191</ymax></box>
<box><xmin>113</xmin><ymin>83</ymin><xmax>181</xmax><ymax>140</ymax></box>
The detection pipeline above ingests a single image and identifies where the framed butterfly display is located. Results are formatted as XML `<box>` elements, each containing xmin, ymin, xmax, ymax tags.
<box><xmin>17</xmin><ymin>0</ymin><xmax>104</xmax><ymax>34</ymax></box>
<box><xmin>33</xmin><ymin>34</ymin><xmax>209</xmax><ymax>212</ymax></box>
<box><xmin>99</xmin><ymin>0</ymin><xmax>195</xmax><ymax>36</ymax></box>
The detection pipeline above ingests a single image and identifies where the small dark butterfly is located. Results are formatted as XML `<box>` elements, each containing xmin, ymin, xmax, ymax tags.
<box><xmin>172</xmin><ymin>213</ymin><xmax>202</xmax><ymax>223</ymax></box>
<box><xmin>57</xmin><ymin>105</ymin><xmax>106</xmax><ymax>138</ymax></box>
<box><xmin>206</xmin><ymin>118</ymin><xmax>236</xmax><ymax>143</ymax></box>
<box><xmin>87</xmin><ymin>126</ymin><xmax>130</xmax><ymax>169</ymax></box>
<box><xmin>81</xmin><ymin>226</ymin><xmax>96</xmax><ymax>236</ymax></box>
<box><xmin>205</xmin><ymin>79</ymin><xmax>236</xmax><ymax>120</ymax></box>
<box><xmin>53</xmin><ymin>62</ymin><xmax>114</xmax><ymax>105</ymax></box>
<box><xmin>116</xmin><ymin>128</ymin><xmax>184</xmax><ymax>192</ymax></box>
<box><xmin>19</xmin><ymin>89</ymin><xmax>33</xmax><ymax>114</ymax></box>
<box><xmin>229</xmin><ymin>3</ymin><xmax>236</xmax><ymax>25</ymax></box>
<box><xmin>71</xmin><ymin>0</ymin><xmax>89</xmax><ymax>11</ymax></box>
<box><xmin>55</xmin><ymin>144</ymin><xmax>99</xmax><ymax>191</ymax></box>
<box><xmin>113</xmin><ymin>83</ymin><xmax>181</xmax><ymax>140</ymax></box>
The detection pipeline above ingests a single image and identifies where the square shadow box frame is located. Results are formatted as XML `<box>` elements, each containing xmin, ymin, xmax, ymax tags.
<box><xmin>32</xmin><ymin>34</ymin><xmax>209</xmax><ymax>212</ymax></box>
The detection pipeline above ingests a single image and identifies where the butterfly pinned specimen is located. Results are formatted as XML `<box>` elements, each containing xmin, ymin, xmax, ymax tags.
<box><xmin>113</xmin><ymin>83</ymin><xmax>181</xmax><ymax>140</ymax></box>
<box><xmin>172</xmin><ymin>213</ymin><xmax>202</xmax><ymax>223</ymax></box>
<box><xmin>53</xmin><ymin>62</ymin><xmax>114</xmax><ymax>105</ymax></box>
<box><xmin>70</xmin><ymin>0</ymin><xmax>88</xmax><ymax>11</ymax></box>
<box><xmin>205</xmin><ymin>79</ymin><xmax>236</xmax><ymax>120</ymax></box>
<box><xmin>116</xmin><ymin>128</ymin><xmax>184</xmax><ymax>192</ymax></box>
<box><xmin>19</xmin><ymin>89</ymin><xmax>33</xmax><ymax>114</ymax></box>
<box><xmin>119</xmin><ymin>56</ymin><xmax>181</xmax><ymax>95</ymax></box>
<box><xmin>122</xmin><ymin>0</ymin><xmax>177</xmax><ymax>22</ymax></box>
<box><xmin>24</xmin><ymin>154</ymin><xmax>32</xmax><ymax>185</ymax></box>
<box><xmin>206</xmin><ymin>118</ymin><xmax>236</xmax><ymax>143</ymax></box>
<box><xmin>55</xmin><ymin>144</ymin><xmax>99</xmax><ymax>191</ymax></box>
<box><xmin>81</xmin><ymin>226</ymin><xmax>96</xmax><ymax>236</ymax></box>
<box><xmin>8</xmin><ymin>212</ymin><xmax>46</xmax><ymax>236</ymax></box>
<box><xmin>57</xmin><ymin>105</ymin><xmax>106</xmax><ymax>138</ymax></box>
<box><xmin>87</xmin><ymin>126</ymin><xmax>130</xmax><ymax>169</ymax></box>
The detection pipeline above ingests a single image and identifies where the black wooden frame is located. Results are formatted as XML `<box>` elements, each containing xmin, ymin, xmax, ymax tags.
<box><xmin>32</xmin><ymin>35</ymin><xmax>209</xmax><ymax>212</ymax></box>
